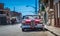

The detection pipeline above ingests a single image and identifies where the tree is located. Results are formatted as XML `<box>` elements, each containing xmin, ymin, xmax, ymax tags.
<box><xmin>41</xmin><ymin>5</ymin><xmax>45</xmax><ymax>11</ymax></box>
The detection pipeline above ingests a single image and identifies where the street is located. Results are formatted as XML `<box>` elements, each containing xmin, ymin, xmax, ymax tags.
<box><xmin>0</xmin><ymin>23</ymin><xmax>54</xmax><ymax>36</ymax></box>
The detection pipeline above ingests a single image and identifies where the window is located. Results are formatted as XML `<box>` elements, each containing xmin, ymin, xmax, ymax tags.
<box><xmin>0</xmin><ymin>11</ymin><xmax>3</xmax><ymax>14</ymax></box>
<box><xmin>7</xmin><ymin>13</ymin><xmax>9</xmax><ymax>16</ymax></box>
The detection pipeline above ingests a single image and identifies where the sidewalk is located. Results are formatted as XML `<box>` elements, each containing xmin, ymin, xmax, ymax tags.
<box><xmin>46</xmin><ymin>26</ymin><xmax>60</xmax><ymax>36</ymax></box>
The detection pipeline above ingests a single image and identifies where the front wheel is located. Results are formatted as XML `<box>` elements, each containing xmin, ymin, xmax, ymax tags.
<box><xmin>42</xmin><ymin>28</ymin><xmax>46</xmax><ymax>31</ymax></box>
<box><xmin>22</xmin><ymin>29</ymin><xmax>25</xmax><ymax>31</ymax></box>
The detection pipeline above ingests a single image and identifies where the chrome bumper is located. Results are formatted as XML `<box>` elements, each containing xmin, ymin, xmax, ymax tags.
<box><xmin>21</xmin><ymin>24</ymin><xmax>44</xmax><ymax>29</ymax></box>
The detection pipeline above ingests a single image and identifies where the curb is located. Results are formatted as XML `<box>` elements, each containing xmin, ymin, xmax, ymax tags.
<box><xmin>46</xmin><ymin>28</ymin><xmax>59</xmax><ymax>36</ymax></box>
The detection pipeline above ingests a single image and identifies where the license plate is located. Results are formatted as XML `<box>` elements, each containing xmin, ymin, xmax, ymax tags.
<box><xmin>37</xmin><ymin>24</ymin><xmax>42</xmax><ymax>26</ymax></box>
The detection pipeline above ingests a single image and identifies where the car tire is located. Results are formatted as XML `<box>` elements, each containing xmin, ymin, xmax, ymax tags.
<box><xmin>42</xmin><ymin>28</ymin><xmax>46</xmax><ymax>31</ymax></box>
<box><xmin>22</xmin><ymin>29</ymin><xmax>25</xmax><ymax>31</ymax></box>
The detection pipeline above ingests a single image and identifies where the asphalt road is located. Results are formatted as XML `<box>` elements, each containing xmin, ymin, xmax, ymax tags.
<box><xmin>0</xmin><ymin>23</ymin><xmax>54</xmax><ymax>36</ymax></box>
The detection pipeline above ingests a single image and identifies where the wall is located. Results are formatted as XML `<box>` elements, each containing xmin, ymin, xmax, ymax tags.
<box><xmin>0</xmin><ymin>3</ymin><xmax>4</xmax><ymax>10</ymax></box>
<box><xmin>54</xmin><ymin>1</ymin><xmax>60</xmax><ymax>27</ymax></box>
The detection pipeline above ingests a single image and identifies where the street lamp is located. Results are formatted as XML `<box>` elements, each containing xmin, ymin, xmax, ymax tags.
<box><xmin>26</xmin><ymin>0</ymin><xmax>38</xmax><ymax>14</ymax></box>
<box><xmin>26</xmin><ymin>5</ymin><xmax>35</xmax><ymax>9</ymax></box>
<box><xmin>26</xmin><ymin>5</ymin><xmax>38</xmax><ymax>15</ymax></box>
<box><xmin>26</xmin><ymin>5</ymin><xmax>36</xmax><ymax>14</ymax></box>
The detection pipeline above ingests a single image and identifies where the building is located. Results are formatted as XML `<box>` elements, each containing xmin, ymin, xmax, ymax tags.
<box><xmin>0</xmin><ymin>3</ymin><xmax>4</xmax><ymax>10</ymax></box>
<box><xmin>39</xmin><ymin>0</ymin><xmax>60</xmax><ymax>27</ymax></box>
<box><xmin>0</xmin><ymin>3</ymin><xmax>7</xmax><ymax>25</ymax></box>
<box><xmin>39</xmin><ymin>0</ymin><xmax>54</xmax><ymax>26</ymax></box>
<box><xmin>54</xmin><ymin>0</ymin><xmax>60</xmax><ymax>27</ymax></box>
<box><xmin>0</xmin><ymin>3</ymin><xmax>11</xmax><ymax>25</ymax></box>
<box><xmin>4</xmin><ymin>8</ymin><xmax>11</xmax><ymax>24</ymax></box>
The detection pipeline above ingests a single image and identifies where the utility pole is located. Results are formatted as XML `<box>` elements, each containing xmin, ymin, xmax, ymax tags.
<box><xmin>35</xmin><ymin>0</ymin><xmax>37</xmax><ymax>14</ymax></box>
<box><xmin>39</xmin><ymin>0</ymin><xmax>41</xmax><ymax>12</ymax></box>
<box><xmin>39</xmin><ymin>0</ymin><xmax>41</xmax><ymax>19</ymax></box>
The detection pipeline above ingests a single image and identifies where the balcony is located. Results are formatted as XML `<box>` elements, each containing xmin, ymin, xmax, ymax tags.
<box><xmin>0</xmin><ymin>14</ymin><xmax>6</xmax><ymax>17</ymax></box>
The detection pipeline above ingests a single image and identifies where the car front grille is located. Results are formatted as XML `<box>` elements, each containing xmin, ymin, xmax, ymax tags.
<box><xmin>31</xmin><ymin>20</ymin><xmax>35</xmax><ymax>26</ymax></box>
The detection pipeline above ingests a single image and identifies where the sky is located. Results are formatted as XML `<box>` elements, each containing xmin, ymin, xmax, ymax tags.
<box><xmin>0</xmin><ymin>0</ymin><xmax>38</xmax><ymax>16</ymax></box>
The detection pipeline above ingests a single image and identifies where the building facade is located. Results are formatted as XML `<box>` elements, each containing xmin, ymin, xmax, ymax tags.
<box><xmin>0</xmin><ymin>3</ymin><xmax>11</xmax><ymax>25</ymax></box>
<box><xmin>0</xmin><ymin>3</ymin><xmax>7</xmax><ymax>25</ymax></box>
<box><xmin>54</xmin><ymin>0</ymin><xmax>60</xmax><ymax>27</ymax></box>
<box><xmin>0</xmin><ymin>3</ymin><xmax>4</xmax><ymax>10</ymax></box>
<box><xmin>4</xmin><ymin>8</ymin><xmax>11</xmax><ymax>24</ymax></box>
<box><xmin>39</xmin><ymin>0</ymin><xmax>60</xmax><ymax>27</ymax></box>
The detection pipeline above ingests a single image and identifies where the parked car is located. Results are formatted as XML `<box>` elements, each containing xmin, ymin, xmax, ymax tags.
<box><xmin>11</xmin><ymin>17</ymin><xmax>17</xmax><ymax>24</ymax></box>
<box><xmin>21</xmin><ymin>15</ymin><xmax>45</xmax><ymax>31</ymax></box>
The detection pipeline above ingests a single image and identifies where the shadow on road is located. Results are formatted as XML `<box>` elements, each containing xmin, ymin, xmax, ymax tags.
<box><xmin>0</xmin><ymin>23</ymin><xmax>21</xmax><ymax>26</ymax></box>
<box><xmin>22</xmin><ymin>29</ymin><xmax>48</xmax><ymax>32</ymax></box>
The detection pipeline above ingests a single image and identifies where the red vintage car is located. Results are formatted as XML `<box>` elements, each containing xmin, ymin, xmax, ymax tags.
<box><xmin>21</xmin><ymin>15</ymin><xmax>45</xmax><ymax>31</ymax></box>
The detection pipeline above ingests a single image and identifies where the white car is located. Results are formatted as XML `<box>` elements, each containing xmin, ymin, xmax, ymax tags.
<box><xmin>21</xmin><ymin>15</ymin><xmax>45</xmax><ymax>31</ymax></box>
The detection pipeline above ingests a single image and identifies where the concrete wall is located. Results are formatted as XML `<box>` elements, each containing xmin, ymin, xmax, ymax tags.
<box><xmin>54</xmin><ymin>1</ymin><xmax>60</xmax><ymax>27</ymax></box>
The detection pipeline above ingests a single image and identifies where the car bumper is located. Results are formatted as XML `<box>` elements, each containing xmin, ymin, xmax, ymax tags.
<box><xmin>21</xmin><ymin>25</ymin><xmax>44</xmax><ymax>29</ymax></box>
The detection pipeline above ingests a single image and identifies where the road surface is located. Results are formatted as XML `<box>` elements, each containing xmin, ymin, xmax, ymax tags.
<box><xmin>0</xmin><ymin>23</ymin><xmax>54</xmax><ymax>36</ymax></box>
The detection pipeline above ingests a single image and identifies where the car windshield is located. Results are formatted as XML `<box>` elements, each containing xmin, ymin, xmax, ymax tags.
<box><xmin>23</xmin><ymin>15</ymin><xmax>40</xmax><ymax>19</ymax></box>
